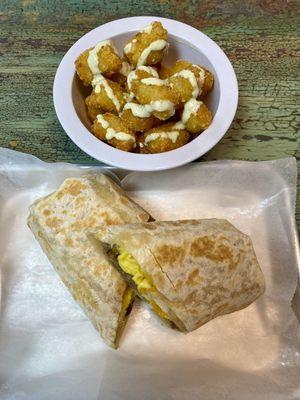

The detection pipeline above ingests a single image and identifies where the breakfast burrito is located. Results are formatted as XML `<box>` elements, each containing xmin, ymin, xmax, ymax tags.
<box><xmin>97</xmin><ymin>219</ymin><xmax>265</xmax><ymax>332</ymax></box>
<box><xmin>27</xmin><ymin>173</ymin><xmax>150</xmax><ymax>348</ymax></box>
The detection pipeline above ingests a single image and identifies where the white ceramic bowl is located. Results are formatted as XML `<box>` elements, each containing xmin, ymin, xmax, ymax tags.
<box><xmin>53</xmin><ymin>16</ymin><xmax>238</xmax><ymax>171</ymax></box>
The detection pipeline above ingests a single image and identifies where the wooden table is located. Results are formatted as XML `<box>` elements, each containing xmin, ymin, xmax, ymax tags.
<box><xmin>0</xmin><ymin>1</ymin><xmax>299</xmax><ymax>227</ymax></box>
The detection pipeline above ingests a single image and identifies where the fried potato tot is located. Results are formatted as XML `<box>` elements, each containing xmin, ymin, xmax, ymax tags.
<box><xmin>124</xmin><ymin>21</ymin><xmax>168</xmax><ymax>68</ymax></box>
<box><xmin>168</xmin><ymin>60</ymin><xmax>191</xmax><ymax>75</ymax></box>
<box><xmin>169</xmin><ymin>60</ymin><xmax>214</xmax><ymax>100</ymax></box>
<box><xmin>139</xmin><ymin>122</ymin><xmax>189</xmax><ymax>153</ymax></box>
<box><xmin>127</xmin><ymin>67</ymin><xmax>179</xmax><ymax>120</ymax></box>
<box><xmin>169</xmin><ymin>71</ymin><xmax>199</xmax><ymax>104</ymax></box>
<box><xmin>200</xmin><ymin>68</ymin><xmax>214</xmax><ymax>97</ymax></box>
<box><xmin>91</xmin><ymin>113</ymin><xmax>136</xmax><ymax>151</ymax></box>
<box><xmin>127</xmin><ymin>66</ymin><xmax>159</xmax><ymax>92</ymax></box>
<box><xmin>76</xmin><ymin>20</ymin><xmax>216</xmax><ymax>155</ymax></box>
<box><xmin>181</xmin><ymin>98</ymin><xmax>212</xmax><ymax>133</ymax></box>
<box><xmin>157</xmin><ymin>63</ymin><xmax>171</xmax><ymax>79</ymax></box>
<box><xmin>75</xmin><ymin>40</ymin><xmax>122</xmax><ymax>86</ymax></box>
<box><xmin>110</xmin><ymin>60</ymin><xmax>133</xmax><ymax>89</ymax></box>
<box><xmin>120</xmin><ymin>103</ymin><xmax>160</xmax><ymax>132</ymax></box>
<box><xmin>85</xmin><ymin>76</ymin><xmax>126</xmax><ymax>120</ymax></box>
<box><xmin>133</xmin><ymin>81</ymin><xmax>178</xmax><ymax>120</ymax></box>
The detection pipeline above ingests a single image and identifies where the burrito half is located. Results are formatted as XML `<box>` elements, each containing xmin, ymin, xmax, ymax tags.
<box><xmin>98</xmin><ymin>219</ymin><xmax>265</xmax><ymax>332</ymax></box>
<box><xmin>27</xmin><ymin>173</ymin><xmax>150</xmax><ymax>347</ymax></box>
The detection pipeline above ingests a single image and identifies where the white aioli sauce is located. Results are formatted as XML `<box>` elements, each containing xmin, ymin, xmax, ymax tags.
<box><xmin>182</xmin><ymin>99</ymin><xmax>202</xmax><ymax>123</ymax></box>
<box><xmin>138</xmin><ymin>66</ymin><xmax>159</xmax><ymax>75</ymax></box>
<box><xmin>123</xmin><ymin>100</ymin><xmax>174</xmax><ymax>118</ymax></box>
<box><xmin>92</xmin><ymin>75</ymin><xmax>121</xmax><ymax>112</ymax></box>
<box><xmin>149</xmin><ymin>100</ymin><xmax>174</xmax><ymax>113</ymax></box>
<box><xmin>124</xmin><ymin>42</ymin><xmax>132</xmax><ymax>54</ymax></box>
<box><xmin>87</xmin><ymin>40</ymin><xmax>117</xmax><ymax>76</ymax></box>
<box><xmin>127</xmin><ymin>70</ymin><xmax>138</xmax><ymax>90</ymax></box>
<box><xmin>174</xmin><ymin>121</ymin><xmax>185</xmax><ymax>130</ymax></box>
<box><xmin>124</xmin><ymin>92</ymin><xmax>135</xmax><ymax>102</ymax></box>
<box><xmin>127</xmin><ymin>66</ymin><xmax>158</xmax><ymax>89</ymax></box>
<box><xmin>123</xmin><ymin>103</ymin><xmax>152</xmax><ymax>118</ymax></box>
<box><xmin>124</xmin><ymin>38</ymin><xmax>137</xmax><ymax>55</ymax></box>
<box><xmin>96</xmin><ymin>115</ymin><xmax>135</xmax><ymax>142</ymax></box>
<box><xmin>140</xmin><ymin>77</ymin><xmax>168</xmax><ymax>86</ymax></box>
<box><xmin>137</xmin><ymin>39</ymin><xmax>167</xmax><ymax>67</ymax></box>
<box><xmin>192</xmin><ymin>64</ymin><xmax>206</xmax><ymax>89</ymax></box>
<box><xmin>145</xmin><ymin>130</ymin><xmax>180</xmax><ymax>144</ymax></box>
<box><xmin>140</xmin><ymin>23</ymin><xmax>154</xmax><ymax>34</ymax></box>
<box><xmin>119</xmin><ymin>61</ymin><xmax>132</xmax><ymax>77</ymax></box>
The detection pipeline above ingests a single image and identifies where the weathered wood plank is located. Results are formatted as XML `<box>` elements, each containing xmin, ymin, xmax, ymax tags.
<box><xmin>0</xmin><ymin>0</ymin><xmax>299</xmax><ymax>228</ymax></box>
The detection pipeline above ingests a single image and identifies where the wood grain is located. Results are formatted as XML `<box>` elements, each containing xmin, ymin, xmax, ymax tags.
<box><xmin>0</xmin><ymin>0</ymin><xmax>299</xmax><ymax>227</ymax></box>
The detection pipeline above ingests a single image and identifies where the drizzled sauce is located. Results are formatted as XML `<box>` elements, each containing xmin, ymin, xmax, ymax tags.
<box><xmin>96</xmin><ymin>115</ymin><xmax>135</xmax><ymax>142</ymax></box>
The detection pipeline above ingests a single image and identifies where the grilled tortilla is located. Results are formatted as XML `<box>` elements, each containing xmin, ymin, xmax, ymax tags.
<box><xmin>27</xmin><ymin>173</ymin><xmax>150</xmax><ymax>348</ymax></box>
<box><xmin>97</xmin><ymin>219</ymin><xmax>265</xmax><ymax>332</ymax></box>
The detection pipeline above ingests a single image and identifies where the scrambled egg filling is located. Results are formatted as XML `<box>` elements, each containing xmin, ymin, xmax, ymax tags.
<box><xmin>118</xmin><ymin>250</ymin><xmax>153</xmax><ymax>292</ymax></box>
<box><xmin>120</xmin><ymin>286</ymin><xmax>134</xmax><ymax>318</ymax></box>
<box><xmin>117</xmin><ymin>250</ymin><xmax>170</xmax><ymax>320</ymax></box>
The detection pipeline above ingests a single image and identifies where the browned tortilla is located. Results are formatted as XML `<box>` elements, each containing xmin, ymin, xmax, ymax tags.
<box><xmin>97</xmin><ymin>219</ymin><xmax>265</xmax><ymax>332</ymax></box>
<box><xmin>27</xmin><ymin>173</ymin><xmax>150</xmax><ymax>348</ymax></box>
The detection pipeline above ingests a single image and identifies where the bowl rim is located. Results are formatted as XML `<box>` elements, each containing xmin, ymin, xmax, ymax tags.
<box><xmin>53</xmin><ymin>16</ymin><xmax>238</xmax><ymax>171</ymax></box>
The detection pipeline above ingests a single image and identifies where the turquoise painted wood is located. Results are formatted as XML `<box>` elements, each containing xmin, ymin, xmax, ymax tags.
<box><xmin>0</xmin><ymin>0</ymin><xmax>299</xmax><ymax>226</ymax></box>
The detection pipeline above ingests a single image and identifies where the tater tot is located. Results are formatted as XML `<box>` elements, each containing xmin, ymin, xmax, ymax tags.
<box><xmin>181</xmin><ymin>98</ymin><xmax>212</xmax><ymax>133</ymax></box>
<box><xmin>85</xmin><ymin>75</ymin><xmax>126</xmax><ymax>121</ymax></box>
<box><xmin>124</xmin><ymin>21</ymin><xmax>168</xmax><ymax>68</ymax></box>
<box><xmin>133</xmin><ymin>80</ymin><xmax>179</xmax><ymax>120</ymax></box>
<box><xmin>75</xmin><ymin>40</ymin><xmax>122</xmax><ymax>86</ymax></box>
<box><xmin>127</xmin><ymin>66</ymin><xmax>159</xmax><ymax>92</ymax></box>
<box><xmin>110</xmin><ymin>60</ymin><xmax>133</xmax><ymax>89</ymax></box>
<box><xmin>169</xmin><ymin>71</ymin><xmax>198</xmax><ymax>104</ymax></box>
<box><xmin>157</xmin><ymin>63</ymin><xmax>171</xmax><ymax>79</ymax></box>
<box><xmin>120</xmin><ymin>103</ymin><xmax>160</xmax><ymax>132</ymax></box>
<box><xmin>127</xmin><ymin>66</ymin><xmax>177</xmax><ymax>120</ymax></box>
<box><xmin>169</xmin><ymin>60</ymin><xmax>214</xmax><ymax>100</ymax></box>
<box><xmin>91</xmin><ymin>113</ymin><xmax>136</xmax><ymax>152</ymax></box>
<box><xmin>127</xmin><ymin>68</ymin><xmax>179</xmax><ymax>120</ymax></box>
<box><xmin>200</xmin><ymin>68</ymin><xmax>214</xmax><ymax>97</ymax></box>
<box><xmin>168</xmin><ymin>60</ymin><xmax>191</xmax><ymax>75</ymax></box>
<box><xmin>75</xmin><ymin>20</ymin><xmax>217</xmax><ymax>155</ymax></box>
<box><xmin>139</xmin><ymin>122</ymin><xmax>189</xmax><ymax>153</ymax></box>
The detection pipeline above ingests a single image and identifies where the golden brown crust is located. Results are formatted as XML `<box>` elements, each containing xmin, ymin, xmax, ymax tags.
<box><xmin>124</xmin><ymin>22</ymin><xmax>168</xmax><ymax>67</ymax></box>
<box><xmin>75</xmin><ymin>50</ymin><xmax>93</xmax><ymax>86</ymax></box>
<box><xmin>120</xmin><ymin>107</ymin><xmax>160</xmax><ymax>132</ymax></box>
<box><xmin>128</xmin><ymin>67</ymin><xmax>158</xmax><ymax>92</ymax></box>
<box><xmin>85</xmin><ymin>79</ymin><xmax>126</xmax><ymax>121</ymax></box>
<box><xmin>168</xmin><ymin>60</ymin><xmax>191</xmax><ymax>76</ymax></box>
<box><xmin>169</xmin><ymin>74</ymin><xmax>195</xmax><ymax>104</ymax></box>
<box><xmin>139</xmin><ymin>122</ymin><xmax>189</xmax><ymax>153</ymax></box>
<box><xmin>168</xmin><ymin>60</ymin><xmax>214</xmax><ymax>98</ymax></box>
<box><xmin>97</xmin><ymin>45</ymin><xmax>122</xmax><ymax>76</ymax></box>
<box><xmin>92</xmin><ymin>113</ymin><xmax>136</xmax><ymax>152</ymax></box>
<box><xmin>134</xmin><ymin>82</ymin><xmax>178</xmax><ymax>108</ymax></box>
<box><xmin>75</xmin><ymin>45</ymin><xmax>122</xmax><ymax>87</ymax></box>
<box><xmin>184</xmin><ymin>102</ymin><xmax>213</xmax><ymax>134</ymax></box>
<box><xmin>110</xmin><ymin>73</ymin><xmax>127</xmax><ymax>89</ymax></box>
<box><xmin>201</xmin><ymin>68</ymin><xmax>214</xmax><ymax>96</ymax></box>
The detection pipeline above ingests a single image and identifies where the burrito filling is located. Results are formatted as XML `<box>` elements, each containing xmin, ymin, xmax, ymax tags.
<box><xmin>120</xmin><ymin>286</ymin><xmax>135</xmax><ymax>318</ymax></box>
<box><xmin>116</xmin><ymin>286</ymin><xmax>135</xmax><ymax>344</ymax></box>
<box><xmin>117</xmin><ymin>250</ymin><xmax>170</xmax><ymax>321</ymax></box>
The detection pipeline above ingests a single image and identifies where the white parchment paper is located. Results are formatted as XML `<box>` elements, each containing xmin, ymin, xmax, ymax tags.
<box><xmin>0</xmin><ymin>148</ymin><xmax>299</xmax><ymax>400</ymax></box>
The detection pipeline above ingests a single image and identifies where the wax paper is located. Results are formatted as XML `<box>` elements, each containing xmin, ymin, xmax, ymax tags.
<box><xmin>0</xmin><ymin>148</ymin><xmax>299</xmax><ymax>400</ymax></box>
